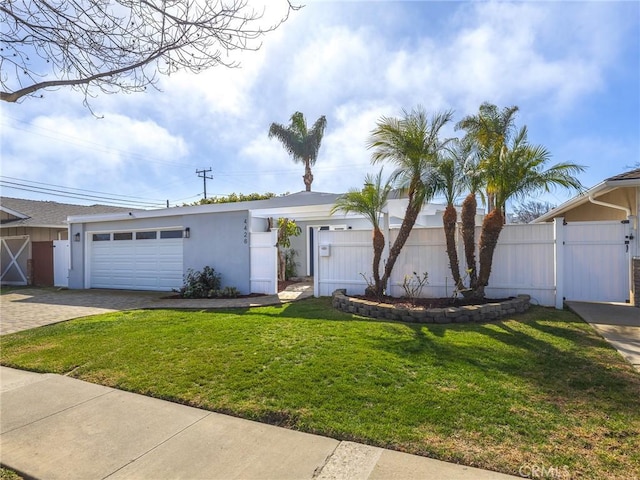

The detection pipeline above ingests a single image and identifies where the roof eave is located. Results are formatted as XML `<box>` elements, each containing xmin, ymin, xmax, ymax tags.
<box><xmin>605</xmin><ymin>178</ymin><xmax>640</xmax><ymax>188</ymax></box>
<box><xmin>533</xmin><ymin>181</ymin><xmax>611</xmax><ymax>223</ymax></box>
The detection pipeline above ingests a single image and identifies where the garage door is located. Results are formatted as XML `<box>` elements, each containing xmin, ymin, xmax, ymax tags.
<box><xmin>89</xmin><ymin>229</ymin><xmax>183</xmax><ymax>291</ymax></box>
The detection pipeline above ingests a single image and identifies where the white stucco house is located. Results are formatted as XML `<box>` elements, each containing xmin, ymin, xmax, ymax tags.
<box><xmin>66</xmin><ymin>191</ymin><xmax>481</xmax><ymax>294</ymax></box>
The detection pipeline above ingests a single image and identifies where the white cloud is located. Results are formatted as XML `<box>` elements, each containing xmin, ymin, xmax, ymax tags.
<box><xmin>1</xmin><ymin>113</ymin><xmax>188</xmax><ymax>199</ymax></box>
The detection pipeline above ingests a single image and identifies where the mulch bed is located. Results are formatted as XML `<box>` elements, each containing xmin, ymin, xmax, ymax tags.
<box><xmin>353</xmin><ymin>295</ymin><xmax>511</xmax><ymax>309</ymax></box>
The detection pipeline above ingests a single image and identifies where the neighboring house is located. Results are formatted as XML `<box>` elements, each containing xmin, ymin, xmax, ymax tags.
<box><xmin>66</xmin><ymin>191</ymin><xmax>481</xmax><ymax>293</ymax></box>
<box><xmin>0</xmin><ymin>197</ymin><xmax>131</xmax><ymax>286</ymax></box>
<box><xmin>534</xmin><ymin>168</ymin><xmax>640</xmax><ymax>306</ymax></box>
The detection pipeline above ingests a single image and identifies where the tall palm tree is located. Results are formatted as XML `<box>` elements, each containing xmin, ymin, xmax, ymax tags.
<box><xmin>331</xmin><ymin>169</ymin><xmax>392</xmax><ymax>296</ymax></box>
<box><xmin>269</xmin><ymin>112</ymin><xmax>327</xmax><ymax>192</ymax></box>
<box><xmin>460</xmin><ymin>109</ymin><xmax>584</xmax><ymax>298</ymax></box>
<box><xmin>367</xmin><ymin>106</ymin><xmax>453</xmax><ymax>296</ymax></box>
<box><xmin>437</xmin><ymin>138</ymin><xmax>471</xmax><ymax>292</ymax></box>
<box><xmin>456</xmin><ymin>102</ymin><xmax>519</xmax><ymax>213</ymax></box>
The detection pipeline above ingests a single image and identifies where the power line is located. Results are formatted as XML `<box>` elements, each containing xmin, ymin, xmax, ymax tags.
<box><xmin>0</xmin><ymin>181</ymin><xmax>166</xmax><ymax>208</ymax></box>
<box><xmin>0</xmin><ymin>176</ymin><xmax>166</xmax><ymax>203</ymax></box>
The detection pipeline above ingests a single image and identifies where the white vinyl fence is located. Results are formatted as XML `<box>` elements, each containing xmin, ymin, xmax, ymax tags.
<box><xmin>53</xmin><ymin>240</ymin><xmax>70</xmax><ymax>287</ymax></box>
<box><xmin>250</xmin><ymin>230</ymin><xmax>278</xmax><ymax>295</ymax></box>
<box><xmin>314</xmin><ymin>219</ymin><xmax>633</xmax><ymax>307</ymax></box>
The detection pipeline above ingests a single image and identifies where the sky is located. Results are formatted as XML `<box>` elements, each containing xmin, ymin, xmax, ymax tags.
<box><xmin>1</xmin><ymin>0</ymin><xmax>639</xmax><ymax>211</ymax></box>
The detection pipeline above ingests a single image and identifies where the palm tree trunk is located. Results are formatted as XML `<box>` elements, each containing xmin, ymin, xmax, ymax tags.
<box><xmin>443</xmin><ymin>204</ymin><xmax>463</xmax><ymax>291</ymax></box>
<box><xmin>473</xmin><ymin>209</ymin><xmax>504</xmax><ymax>299</ymax></box>
<box><xmin>371</xmin><ymin>227</ymin><xmax>385</xmax><ymax>296</ymax></box>
<box><xmin>461</xmin><ymin>193</ymin><xmax>477</xmax><ymax>290</ymax></box>
<box><xmin>378</xmin><ymin>199</ymin><xmax>421</xmax><ymax>296</ymax></box>
<box><xmin>303</xmin><ymin>159</ymin><xmax>313</xmax><ymax>192</ymax></box>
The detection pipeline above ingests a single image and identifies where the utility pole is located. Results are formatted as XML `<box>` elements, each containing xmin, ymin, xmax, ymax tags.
<box><xmin>196</xmin><ymin>168</ymin><xmax>213</xmax><ymax>199</ymax></box>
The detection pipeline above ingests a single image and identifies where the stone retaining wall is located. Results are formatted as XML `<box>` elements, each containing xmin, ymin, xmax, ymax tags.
<box><xmin>332</xmin><ymin>290</ymin><xmax>531</xmax><ymax>324</ymax></box>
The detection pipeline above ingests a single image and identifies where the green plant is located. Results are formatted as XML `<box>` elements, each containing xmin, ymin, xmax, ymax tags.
<box><xmin>275</xmin><ymin>218</ymin><xmax>302</xmax><ymax>281</ymax></box>
<box><xmin>284</xmin><ymin>248</ymin><xmax>299</xmax><ymax>280</ymax></box>
<box><xmin>178</xmin><ymin>266</ymin><xmax>222</xmax><ymax>299</ymax></box>
<box><xmin>331</xmin><ymin>169</ymin><xmax>392</xmax><ymax>297</ymax></box>
<box><xmin>401</xmin><ymin>271</ymin><xmax>429</xmax><ymax>305</ymax></box>
<box><xmin>208</xmin><ymin>286</ymin><xmax>240</xmax><ymax>298</ymax></box>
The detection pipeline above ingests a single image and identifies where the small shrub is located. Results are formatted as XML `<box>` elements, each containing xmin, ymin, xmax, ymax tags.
<box><xmin>207</xmin><ymin>287</ymin><xmax>240</xmax><ymax>298</ymax></box>
<box><xmin>401</xmin><ymin>271</ymin><xmax>429</xmax><ymax>306</ymax></box>
<box><xmin>178</xmin><ymin>266</ymin><xmax>222</xmax><ymax>299</ymax></box>
<box><xmin>284</xmin><ymin>248</ymin><xmax>299</xmax><ymax>280</ymax></box>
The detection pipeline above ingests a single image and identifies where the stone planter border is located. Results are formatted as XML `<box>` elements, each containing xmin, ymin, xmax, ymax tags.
<box><xmin>332</xmin><ymin>289</ymin><xmax>530</xmax><ymax>324</ymax></box>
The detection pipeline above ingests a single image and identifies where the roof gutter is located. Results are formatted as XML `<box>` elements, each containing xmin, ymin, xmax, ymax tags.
<box><xmin>588</xmin><ymin>194</ymin><xmax>631</xmax><ymax>217</ymax></box>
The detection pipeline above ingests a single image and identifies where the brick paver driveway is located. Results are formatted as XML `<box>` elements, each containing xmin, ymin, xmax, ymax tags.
<box><xmin>0</xmin><ymin>288</ymin><xmax>164</xmax><ymax>335</ymax></box>
<box><xmin>0</xmin><ymin>283</ymin><xmax>314</xmax><ymax>335</ymax></box>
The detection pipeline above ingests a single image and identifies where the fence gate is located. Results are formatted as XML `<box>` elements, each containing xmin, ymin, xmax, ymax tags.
<box><xmin>53</xmin><ymin>240</ymin><xmax>70</xmax><ymax>287</ymax></box>
<box><xmin>562</xmin><ymin>221</ymin><xmax>630</xmax><ymax>303</ymax></box>
<box><xmin>250</xmin><ymin>230</ymin><xmax>278</xmax><ymax>295</ymax></box>
<box><xmin>1</xmin><ymin>235</ymin><xmax>30</xmax><ymax>285</ymax></box>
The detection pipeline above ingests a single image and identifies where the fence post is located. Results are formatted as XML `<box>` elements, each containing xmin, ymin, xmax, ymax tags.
<box><xmin>313</xmin><ymin>227</ymin><xmax>320</xmax><ymax>297</ymax></box>
<box><xmin>554</xmin><ymin>217</ymin><xmax>565</xmax><ymax>309</ymax></box>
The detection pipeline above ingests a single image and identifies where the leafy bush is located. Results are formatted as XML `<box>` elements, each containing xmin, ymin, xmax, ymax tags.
<box><xmin>177</xmin><ymin>267</ymin><xmax>241</xmax><ymax>299</ymax></box>
<box><xmin>284</xmin><ymin>248</ymin><xmax>299</xmax><ymax>280</ymax></box>
<box><xmin>209</xmin><ymin>286</ymin><xmax>240</xmax><ymax>298</ymax></box>
<box><xmin>178</xmin><ymin>266</ymin><xmax>221</xmax><ymax>298</ymax></box>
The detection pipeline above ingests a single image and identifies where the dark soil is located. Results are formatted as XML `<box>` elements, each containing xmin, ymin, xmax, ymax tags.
<box><xmin>354</xmin><ymin>295</ymin><xmax>511</xmax><ymax>309</ymax></box>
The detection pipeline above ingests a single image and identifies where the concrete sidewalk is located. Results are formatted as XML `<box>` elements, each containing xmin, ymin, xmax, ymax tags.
<box><xmin>0</xmin><ymin>367</ymin><xmax>517</xmax><ymax>480</ymax></box>
<box><xmin>566</xmin><ymin>301</ymin><xmax>640</xmax><ymax>372</ymax></box>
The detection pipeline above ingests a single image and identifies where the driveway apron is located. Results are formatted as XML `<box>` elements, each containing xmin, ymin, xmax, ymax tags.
<box><xmin>566</xmin><ymin>301</ymin><xmax>640</xmax><ymax>372</ymax></box>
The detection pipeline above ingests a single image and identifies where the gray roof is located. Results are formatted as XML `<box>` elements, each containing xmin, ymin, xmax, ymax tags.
<box><xmin>0</xmin><ymin>197</ymin><xmax>133</xmax><ymax>229</ymax></box>
<box><xmin>606</xmin><ymin>168</ymin><xmax>640</xmax><ymax>182</ymax></box>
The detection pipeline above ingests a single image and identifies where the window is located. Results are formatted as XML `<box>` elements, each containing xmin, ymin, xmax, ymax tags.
<box><xmin>114</xmin><ymin>232</ymin><xmax>133</xmax><ymax>240</ymax></box>
<box><xmin>160</xmin><ymin>230</ymin><xmax>182</xmax><ymax>239</ymax></box>
<box><xmin>136</xmin><ymin>231</ymin><xmax>157</xmax><ymax>240</ymax></box>
<box><xmin>92</xmin><ymin>233</ymin><xmax>110</xmax><ymax>241</ymax></box>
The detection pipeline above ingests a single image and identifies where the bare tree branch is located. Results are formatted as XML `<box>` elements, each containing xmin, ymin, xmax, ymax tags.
<box><xmin>0</xmin><ymin>0</ymin><xmax>299</xmax><ymax>105</ymax></box>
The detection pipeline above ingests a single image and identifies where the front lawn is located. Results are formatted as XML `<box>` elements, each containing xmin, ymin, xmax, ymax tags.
<box><xmin>2</xmin><ymin>298</ymin><xmax>638</xmax><ymax>479</ymax></box>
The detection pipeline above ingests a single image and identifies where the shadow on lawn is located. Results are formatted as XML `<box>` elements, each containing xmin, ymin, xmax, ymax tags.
<box><xmin>375</xmin><ymin>309</ymin><xmax>640</xmax><ymax>418</ymax></box>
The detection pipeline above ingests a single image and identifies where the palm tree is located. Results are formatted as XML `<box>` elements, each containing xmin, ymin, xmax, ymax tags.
<box><xmin>268</xmin><ymin>112</ymin><xmax>327</xmax><ymax>192</ymax></box>
<box><xmin>437</xmin><ymin>138</ymin><xmax>469</xmax><ymax>292</ymax></box>
<box><xmin>367</xmin><ymin>106</ymin><xmax>454</xmax><ymax>296</ymax></box>
<box><xmin>462</xmin><ymin>107</ymin><xmax>584</xmax><ymax>298</ymax></box>
<box><xmin>457</xmin><ymin>102</ymin><xmax>519</xmax><ymax>213</ymax></box>
<box><xmin>331</xmin><ymin>169</ymin><xmax>392</xmax><ymax>296</ymax></box>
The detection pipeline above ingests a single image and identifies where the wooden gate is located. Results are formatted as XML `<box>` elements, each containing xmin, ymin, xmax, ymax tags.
<box><xmin>562</xmin><ymin>221</ymin><xmax>630</xmax><ymax>303</ymax></box>
<box><xmin>1</xmin><ymin>236</ymin><xmax>30</xmax><ymax>285</ymax></box>
<box><xmin>32</xmin><ymin>241</ymin><xmax>54</xmax><ymax>286</ymax></box>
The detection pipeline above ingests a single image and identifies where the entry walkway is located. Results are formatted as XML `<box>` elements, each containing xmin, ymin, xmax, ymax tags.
<box><xmin>0</xmin><ymin>367</ymin><xmax>517</xmax><ymax>480</ymax></box>
<box><xmin>0</xmin><ymin>283</ymin><xmax>314</xmax><ymax>335</ymax></box>
<box><xmin>566</xmin><ymin>301</ymin><xmax>640</xmax><ymax>372</ymax></box>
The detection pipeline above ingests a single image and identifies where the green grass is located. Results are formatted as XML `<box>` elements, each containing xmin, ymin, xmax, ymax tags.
<box><xmin>0</xmin><ymin>467</ymin><xmax>23</xmax><ymax>480</ymax></box>
<box><xmin>2</xmin><ymin>298</ymin><xmax>639</xmax><ymax>479</ymax></box>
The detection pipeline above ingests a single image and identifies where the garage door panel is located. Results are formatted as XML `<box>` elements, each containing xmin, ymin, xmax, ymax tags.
<box><xmin>89</xmin><ymin>232</ymin><xmax>183</xmax><ymax>291</ymax></box>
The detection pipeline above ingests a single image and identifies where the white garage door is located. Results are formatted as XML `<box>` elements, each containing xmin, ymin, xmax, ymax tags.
<box><xmin>89</xmin><ymin>229</ymin><xmax>183</xmax><ymax>291</ymax></box>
